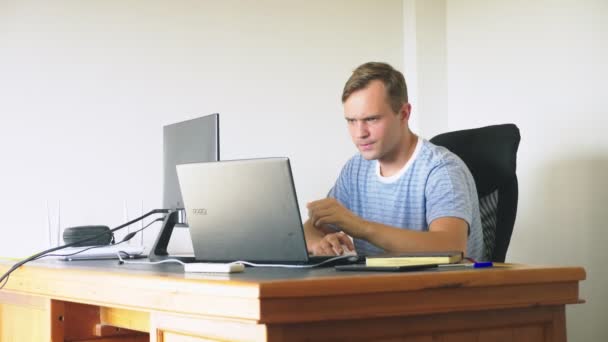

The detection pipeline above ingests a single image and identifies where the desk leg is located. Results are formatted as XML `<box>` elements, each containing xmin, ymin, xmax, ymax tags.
<box><xmin>0</xmin><ymin>291</ymin><xmax>52</xmax><ymax>341</ymax></box>
<box><xmin>548</xmin><ymin>305</ymin><xmax>567</xmax><ymax>342</ymax></box>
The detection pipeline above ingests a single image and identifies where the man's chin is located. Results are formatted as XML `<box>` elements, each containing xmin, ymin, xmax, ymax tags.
<box><xmin>359</xmin><ymin>150</ymin><xmax>378</xmax><ymax>160</ymax></box>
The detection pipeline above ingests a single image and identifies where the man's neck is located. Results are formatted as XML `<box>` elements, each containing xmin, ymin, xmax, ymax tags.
<box><xmin>378</xmin><ymin>132</ymin><xmax>418</xmax><ymax>177</ymax></box>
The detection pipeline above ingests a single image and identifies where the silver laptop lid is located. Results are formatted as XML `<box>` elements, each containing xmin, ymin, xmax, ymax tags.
<box><xmin>176</xmin><ymin>158</ymin><xmax>310</xmax><ymax>262</ymax></box>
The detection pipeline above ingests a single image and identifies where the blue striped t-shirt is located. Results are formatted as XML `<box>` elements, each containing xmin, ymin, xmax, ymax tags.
<box><xmin>328</xmin><ymin>139</ymin><xmax>484</xmax><ymax>260</ymax></box>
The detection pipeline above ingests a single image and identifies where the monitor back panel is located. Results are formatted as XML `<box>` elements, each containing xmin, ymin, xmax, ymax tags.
<box><xmin>163</xmin><ymin>113</ymin><xmax>219</xmax><ymax>215</ymax></box>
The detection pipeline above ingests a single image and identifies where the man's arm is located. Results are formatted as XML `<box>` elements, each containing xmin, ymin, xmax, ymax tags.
<box><xmin>303</xmin><ymin>219</ymin><xmax>324</xmax><ymax>252</ymax></box>
<box><xmin>307</xmin><ymin>198</ymin><xmax>467</xmax><ymax>254</ymax></box>
<box><xmin>355</xmin><ymin>217</ymin><xmax>467</xmax><ymax>253</ymax></box>
<box><xmin>304</xmin><ymin>218</ymin><xmax>355</xmax><ymax>255</ymax></box>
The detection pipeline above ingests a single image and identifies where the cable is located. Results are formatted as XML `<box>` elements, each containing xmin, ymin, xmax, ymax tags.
<box><xmin>116</xmin><ymin>254</ymin><xmax>355</xmax><ymax>269</ymax></box>
<box><xmin>0</xmin><ymin>273</ymin><xmax>8</xmax><ymax>290</ymax></box>
<box><xmin>117</xmin><ymin>254</ymin><xmax>189</xmax><ymax>266</ymax></box>
<box><xmin>38</xmin><ymin>244</ymin><xmax>113</xmax><ymax>259</ymax></box>
<box><xmin>0</xmin><ymin>209</ymin><xmax>171</xmax><ymax>291</ymax></box>
<box><xmin>235</xmin><ymin>255</ymin><xmax>357</xmax><ymax>268</ymax></box>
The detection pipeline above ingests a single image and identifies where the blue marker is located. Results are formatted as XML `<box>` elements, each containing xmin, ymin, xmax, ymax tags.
<box><xmin>472</xmin><ymin>261</ymin><xmax>493</xmax><ymax>268</ymax></box>
<box><xmin>439</xmin><ymin>261</ymin><xmax>493</xmax><ymax>269</ymax></box>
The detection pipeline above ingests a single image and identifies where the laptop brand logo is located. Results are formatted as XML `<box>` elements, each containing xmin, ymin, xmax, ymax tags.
<box><xmin>192</xmin><ymin>208</ymin><xmax>208</xmax><ymax>215</ymax></box>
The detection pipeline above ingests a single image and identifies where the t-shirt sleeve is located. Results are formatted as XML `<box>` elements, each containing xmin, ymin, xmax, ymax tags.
<box><xmin>324</xmin><ymin>160</ymin><xmax>355</xmax><ymax>233</ymax></box>
<box><xmin>425</xmin><ymin>156</ymin><xmax>476</xmax><ymax>228</ymax></box>
<box><xmin>327</xmin><ymin>159</ymin><xmax>352</xmax><ymax>207</ymax></box>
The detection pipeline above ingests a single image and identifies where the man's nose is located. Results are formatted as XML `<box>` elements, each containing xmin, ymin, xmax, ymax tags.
<box><xmin>356</xmin><ymin>121</ymin><xmax>369</xmax><ymax>138</ymax></box>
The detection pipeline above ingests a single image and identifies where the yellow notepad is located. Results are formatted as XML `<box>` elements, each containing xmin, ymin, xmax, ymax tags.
<box><xmin>365</xmin><ymin>251</ymin><xmax>463</xmax><ymax>267</ymax></box>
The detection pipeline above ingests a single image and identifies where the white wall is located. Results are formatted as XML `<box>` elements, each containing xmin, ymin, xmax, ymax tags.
<box><xmin>403</xmin><ymin>0</ymin><xmax>448</xmax><ymax>138</ymax></box>
<box><xmin>0</xmin><ymin>0</ymin><xmax>403</xmax><ymax>256</ymax></box>
<box><xmin>444</xmin><ymin>0</ymin><xmax>607</xmax><ymax>340</ymax></box>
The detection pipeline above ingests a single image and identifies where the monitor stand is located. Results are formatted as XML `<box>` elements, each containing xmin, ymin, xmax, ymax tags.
<box><xmin>148</xmin><ymin>210</ymin><xmax>195</xmax><ymax>262</ymax></box>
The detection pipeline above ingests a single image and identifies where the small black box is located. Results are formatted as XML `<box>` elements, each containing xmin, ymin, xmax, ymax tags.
<box><xmin>63</xmin><ymin>226</ymin><xmax>112</xmax><ymax>246</ymax></box>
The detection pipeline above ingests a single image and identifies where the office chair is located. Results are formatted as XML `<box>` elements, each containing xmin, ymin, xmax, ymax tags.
<box><xmin>430</xmin><ymin>124</ymin><xmax>520</xmax><ymax>262</ymax></box>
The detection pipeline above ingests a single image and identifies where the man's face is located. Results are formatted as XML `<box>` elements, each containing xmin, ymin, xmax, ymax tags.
<box><xmin>343</xmin><ymin>80</ymin><xmax>408</xmax><ymax>161</ymax></box>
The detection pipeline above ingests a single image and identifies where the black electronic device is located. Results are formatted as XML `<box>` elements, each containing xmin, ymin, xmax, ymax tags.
<box><xmin>62</xmin><ymin>225</ymin><xmax>113</xmax><ymax>247</ymax></box>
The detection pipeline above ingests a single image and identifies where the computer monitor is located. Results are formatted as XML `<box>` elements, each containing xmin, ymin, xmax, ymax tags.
<box><xmin>162</xmin><ymin>113</ymin><xmax>219</xmax><ymax>227</ymax></box>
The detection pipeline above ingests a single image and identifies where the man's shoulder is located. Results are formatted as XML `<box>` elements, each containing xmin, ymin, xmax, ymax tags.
<box><xmin>419</xmin><ymin>140</ymin><xmax>476</xmax><ymax>194</ymax></box>
<box><xmin>418</xmin><ymin>139</ymin><xmax>465</xmax><ymax>169</ymax></box>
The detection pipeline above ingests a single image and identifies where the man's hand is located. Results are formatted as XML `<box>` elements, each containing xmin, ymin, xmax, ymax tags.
<box><xmin>307</xmin><ymin>198</ymin><xmax>366</xmax><ymax>238</ymax></box>
<box><xmin>309</xmin><ymin>231</ymin><xmax>355</xmax><ymax>256</ymax></box>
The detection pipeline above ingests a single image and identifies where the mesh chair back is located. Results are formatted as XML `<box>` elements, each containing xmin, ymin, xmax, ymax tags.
<box><xmin>431</xmin><ymin>124</ymin><xmax>520</xmax><ymax>262</ymax></box>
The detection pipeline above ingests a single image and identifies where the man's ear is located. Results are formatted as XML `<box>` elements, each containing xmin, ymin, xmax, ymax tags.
<box><xmin>400</xmin><ymin>102</ymin><xmax>411</xmax><ymax>121</ymax></box>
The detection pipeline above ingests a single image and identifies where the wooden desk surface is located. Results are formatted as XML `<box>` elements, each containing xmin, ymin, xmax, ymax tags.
<box><xmin>1</xmin><ymin>259</ymin><xmax>586</xmax><ymax>324</ymax></box>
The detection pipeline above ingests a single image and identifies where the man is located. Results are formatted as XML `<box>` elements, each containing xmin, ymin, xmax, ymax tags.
<box><xmin>304</xmin><ymin>62</ymin><xmax>484</xmax><ymax>260</ymax></box>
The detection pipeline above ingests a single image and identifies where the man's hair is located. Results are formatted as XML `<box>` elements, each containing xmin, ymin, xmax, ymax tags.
<box><xmin>341</xmin><ymin>62</ymin><xmax>408</xmax><ymax>113</ymax></box>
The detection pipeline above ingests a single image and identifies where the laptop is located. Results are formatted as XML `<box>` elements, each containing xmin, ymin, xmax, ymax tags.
<box><xmin>176</xmin><ymin>157</ymin><xmax>353</xmax><ymax>264</ymax></box>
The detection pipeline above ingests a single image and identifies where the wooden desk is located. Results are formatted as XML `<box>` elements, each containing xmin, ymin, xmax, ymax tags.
<box><xmin>0</xmin><ymin>260</ymin><xmax>585</xmax><ymax>342</ymax></box>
